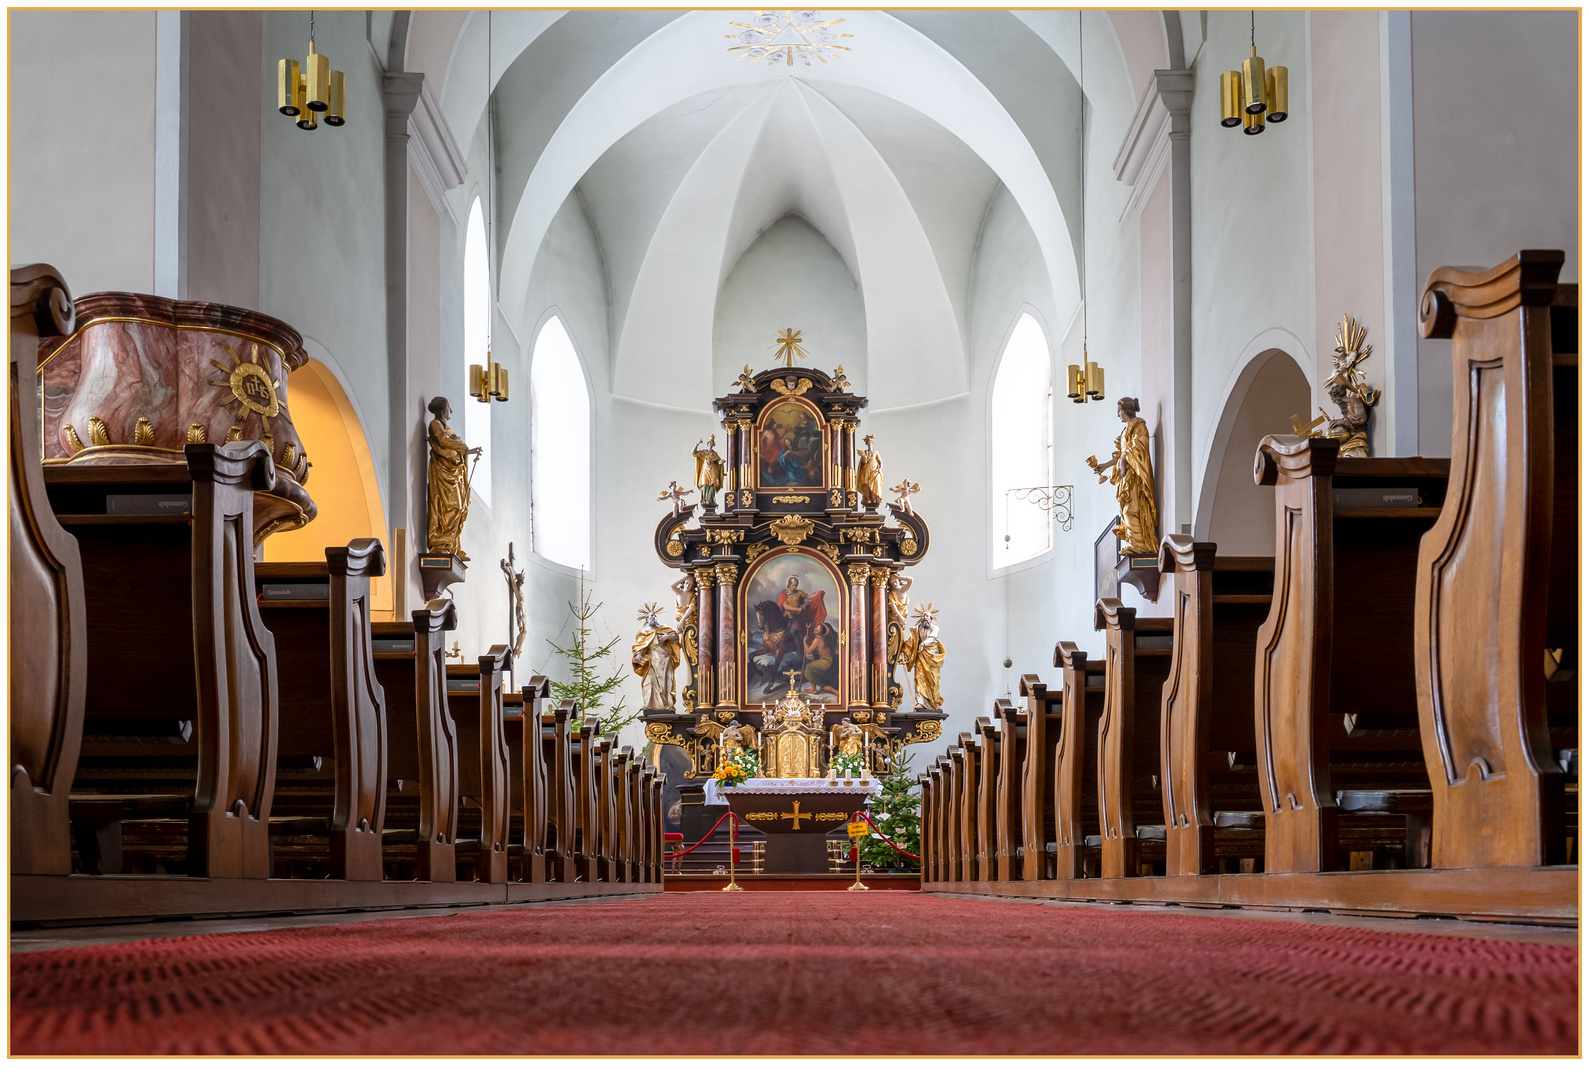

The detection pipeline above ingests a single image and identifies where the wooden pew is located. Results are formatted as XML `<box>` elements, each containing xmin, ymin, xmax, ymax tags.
<box><xmin>371</xmin><ymin>599</ymin><xmax>459</xmax><ymax>881</ymax></box>
<box><xmin>49</xmin><ymin>443</ymin><xmax>282</xmax><ymax>878</ymax></box>
<box><xmin>255</xmin><ymin>541</ymin><xmax>388</xmax><ymax>880</ymax></box>
<box><xmin>993</xmin><ymin>698</ymin><xmax>1026</xmax><ymax>882</ymax></box>
<box><xmin>974</xmin><ymin>717</ymin><xmax>999</xmax><ymax>881</ymax></box>
<box><xmin>10</xmin><ymin>266</ymin><xmax>87</xmax><ymax>879</ymax></box>
<box><xmin>615</xmin><ymin>747</ymin><xmax>636</xmax><ymax>882</ymax></box>
<box><xmin>958</xmin><ymin>731</ymin><xmax>982</xmax><ymax>880</ymax></box>
<box><xmin>446</xmin><ymin>647</ymin><xmax>513</xmax><ymax>883</ymax></box>
<box><xmin>1415</xmin><ymin>251</ymin><xmax>1576</xmax><ymax>867</ymax></box>
<box><xmin>930</xmin><ymin>759</ymin><xmax>948</xmax><ymax>882</ymax></box>
<box><xmin>1052</xmin><ymin>643</ymin><xmax>1105</xmax><ymax>880</ymax></box>
<box><xmin>543</xmin><ymin>702</ymin><xmax>579</xmax><ymax>882</ymax></box>
<box><xmin>1157</xmin><ymin>537</ymin><xmax>1274</xmax><ymax>875</ymax></box>
<box><xmin>918</xmin><ymin>771</ymin><xmax>936</xmax><ymax>882</ymax></box>
<box><xmin>943</xmin><ymin>752</ymin><xmax>962</xmax><ymax>882</ymax></box>
<box><xmin>573</xmin><ymin>724</ymin><xmax>601</xmax><ymax>882</ymax></box>
<box><xmin>595</xmin><ymin>736</ymin><xmax>619</xmax><ymax>881</ymax></box>
<box><xmin>1018</xmin><ymin>675</ymin><xmax>1064</xmax><ymax>880</ymax></box>
<box><xmin>503</xmin><ymin>675</ymin><xmax>551</xmax><ymax>883</ymax></box>
<box><xmin>1093</xmin><ymin>599</ymin><xmax>1175</xmax><ymax>877</ymax></box>
<box><xmin>1252</xmin><ymin>436</ymin><xmax>1449</xmax><ymax>873</ymax></box>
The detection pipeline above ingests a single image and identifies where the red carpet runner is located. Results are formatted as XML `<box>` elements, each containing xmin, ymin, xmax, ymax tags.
<box><xmin>10</xmin><ymin>892</ymin><xmax>1578</xmax><ymax>1055</ymax></box>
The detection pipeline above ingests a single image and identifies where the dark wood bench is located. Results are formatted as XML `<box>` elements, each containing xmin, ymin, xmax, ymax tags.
<box><xmin>1052</xmin><ymin>644</ymin><xmax>1105</xmax><ymax>880</ymax></box>
<box><xmin>1415</xmin><ymin>251</ymin><xmax>1577</xmax><ymax>868</ymax></box>
<box><xmin>371</xmin><ymin>600</ymin><xmax>459</xmax><ymax>881</ymax></box>
<box><xmin>49</xmin><ymin>444</ymin><xmax>283</xmax><ymax>879</ymax></box>
<box><xmin>1157</xmin><ymin>539</ymin><xmax>1274</xmax><ymax>874</ymax></box>
<box><xmin>10</xmin><ymin>264</ymin><xmax>86</xmax><ymax>880</ymax></box>
<box><xmin>445</xmin><ymin>647</ymin><xmax>513</xmax><ymax>883</ymax></box>
<box><xmin>1253</xmin><ymin>436</ymin><xmax>1451</xmax><ymax>873</ymax></box>
<box><xmin>957</xmin><ymin>731</ymin><xmax>983</xmax><ymax>881</ymax></box>
<box><xmin>1018</xmin><ymin>675</ymin><xmax>1064</xmax><ymax>880</ymax></box>
<box><xmin>255</xmin><ymin>541</ymin><xmax>388</xmax><ymax>880</ymax></box>
<box><xmin>992</xmin><ymin>699</ymin><xmax>1026</xmax><ymax>882</ymax></box>
<box><xmin>1092</xmin><ymin>599</ymin><xmax>1175</xmax><ymax>877</ymax></box>
<box><xmin>974</xmin><ymin>716</ymin><xmax>1000</xmax><ymax>881</ymax></box>
<box><xmin>503</xmin><ymin>675</ymin><xmax>551</xmax><ymax>882</ymax></box>
<box><xmin>542</xmin><ymin>702</ymin><xmax>579</xmax><ymax>882</ymax></box>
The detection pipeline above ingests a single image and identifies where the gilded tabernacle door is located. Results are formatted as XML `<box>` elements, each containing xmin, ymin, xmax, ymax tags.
<box><xmin>742</xmin><ymin>548</ymin><xmax>845</xmax><ymax>707</ymax></box>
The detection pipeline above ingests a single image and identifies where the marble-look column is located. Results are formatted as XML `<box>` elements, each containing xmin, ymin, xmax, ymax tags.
<box><xmin>869</xmin><ymin>567</ymin><xmax>891</xmax><ymax>709</ymax></box>
<box><xmin>738</xmin><ymin>419</ymin><xmax>754</xmax><ymax>505</ymax></box>
<box><xmin>845</xmin><ymin>562</ymin><xmax>870</xmax><ymax>707</ymax></box>
<box><xmin>715</xmin><ymin>563</ymin><xmax>739</xmax><ymax>706</ymax></box>
<box><xmin>693</xmin><ymin>566</ymin><xmax>716</xmax><ymax>710</ymax></box>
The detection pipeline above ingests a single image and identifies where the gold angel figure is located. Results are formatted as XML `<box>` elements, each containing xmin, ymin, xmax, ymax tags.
<box><xmin>426</xmin><ymin>397</ymin><xmax>482</xmax><ymax>560</ymax></box>
<box><xmin>1087</xmin><ymin>396</ymin><xmax>1158</xmax><ymax>556</ymax></box>
<box><xmin>1323</xmin><ymin>315</ymin><xmax>1379</xmax><ymax>458</ymax></box>
<box><xmin>889</xmin><ymin>478</ymin><xmax>921</xmax><ymax>513</ymax></box>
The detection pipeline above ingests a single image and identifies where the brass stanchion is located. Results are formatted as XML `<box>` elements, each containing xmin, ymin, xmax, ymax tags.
<box><xmin>723</xmin><ymin>813</ymin><xmax>745</xmax><ymax>892</ymax></box>
<box><xmin>846</xmin><ymin>813</ymin><xmax>870</xmax><ymax>892</ymax></box>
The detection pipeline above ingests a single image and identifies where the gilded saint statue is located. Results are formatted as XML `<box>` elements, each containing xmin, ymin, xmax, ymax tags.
<box><xmin>426</xmin><ymin>397</ymin><xmax>482</xmax><ymax>561</ymax></box>
<box><xmin>856</xmin><ymin>433</ymin><xmax>884</xmax><ymax>507</ymax></box>
<box><xmin>898</xmin><ymin>603</ymin><xmax>946</xmax><ymax>712</ymax></box>
<box><xmin>631</xmin><ymin>604</ymin><xmax>682</xmax><ymax>712</ymax></box>
<box><xmin>692</xmin><ymin>435</ymin><xmax>723</xmax><ymax>510</ymax></box>
<box><xmin>1324</xmin><ymin>316</ymin><xmax>1379</xmax><ymax>459</ymax></box>
<box><xmin>1087</xmin><ymin>397</ymin><xmax>1159</xmax><ymax>556</ymax></box>
<box><xmin>721</xmin><ymin>717</ymin><xmax>757</xmax><ymax>755</ymax></box>
<box><xmin>833</xmin><ymin>717</ymin><xmax>865</xmax><ymax>757</ymax></box>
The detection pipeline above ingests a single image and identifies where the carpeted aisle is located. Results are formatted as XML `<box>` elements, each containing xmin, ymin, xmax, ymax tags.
<box><xmin>9</xmin><ymin>892</ymin><xmax>1578</xmax><ymax>1055</ymax></box>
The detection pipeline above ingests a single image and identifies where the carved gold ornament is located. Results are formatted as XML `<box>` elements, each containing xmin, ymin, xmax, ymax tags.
<box><xmin>62</xmin><ymin>425</ymin><xmax>85</xmax><ymax>454</ymax></box>
<box><xmin>697</xmin><ymin>544</ymin><xmax>712</xmax><ymax>559</ymax></box>
<box><xmin>733</xmin><ymin>364</ymin><xmax>757</xmax><ymax>393</ymax></box>
<box><xmin>706</xmin><ymin>529</ymin><xmax>745</xmax><ymax>545</ymax></box>
<box><xmin>667</xmin><ymin>539</ymin><xmax>685</xmax><ymax>558</ymax></box>
<box><xmin>769</xmin><ymin>514</ymin><xmax>817</xmax><ymax>545</ymax></box>
<box><xmin>133</xmin><ymin>417</ymin><xmax>155</xmax><ymax>446</ymax></box>
<box><xmin>87</xmin><ymin>417</ymin><xmax>109</xmax><ymax>446</ymax></box>
<box><xmin>186</xmin><ymin>423</ymin><xmax>207</xmax><ymax>444</ymax></box>
<box><xmin>224</xmin><ymin>425</ymin><xmax>243</xmax><ymax>443</ymax></box>
<box><xmin>771</xmin><ymin>376</ymin><xmax>814</xmax><ymax>397</ymax></box>
<box><xmin>208</xmin><ymin>342</ymin><xmax>290</xmax><ymax>445</ymax></box>
<box><xmin>832</xmin><ymin>365</ymin><xmax>851</xmax><ymax>391</ymax></box>
<box><xmin>745</xmin><ymin>541</ymin><xmax>769</xmax><ymax>561</ymax></box>
<box><xmin>773</xmin><ymin>495</ymin><xmax>810</xmax><ymax>504</ymax></box>
<box><xmin>726</xmin><ymin>12</ymin><xmax>853</xmax><ymax>69</ymax></box>
<box><xmin>818</xmin><ymin>542</ymin><xmax>841</xmax><ymax>562</ymax></box>
<box><xmin>900</xmin><ymin>537</ymin><xmax>918</xmax><ymax>557</ymax></box>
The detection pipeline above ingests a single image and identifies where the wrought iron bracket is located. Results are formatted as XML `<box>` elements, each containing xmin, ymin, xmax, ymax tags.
<box><xmin>1005</xmin><ymin>485</ymin><xmax>1075</xmax><ymax>532</ymax></box>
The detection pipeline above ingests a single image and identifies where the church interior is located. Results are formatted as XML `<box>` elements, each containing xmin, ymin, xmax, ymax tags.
<box><xmin>6</xmin><ymin>5</ymin><xmax>1581</xmax><ymax>1060</ymax></box>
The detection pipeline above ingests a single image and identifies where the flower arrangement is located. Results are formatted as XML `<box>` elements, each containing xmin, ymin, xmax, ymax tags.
<box><xmin>712</xmin><ymin>746</ymin><xmax>759</xmax><ymax>787</ymax></box>
<box><xmin>829</xmin><ymin>749</ymin><xmax>866</xmax><ymax>778</ymax></box>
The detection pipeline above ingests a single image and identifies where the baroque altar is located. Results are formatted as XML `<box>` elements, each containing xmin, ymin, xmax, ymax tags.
<box><xmin>645</xmin><ymin>354</ymin><xmax>944</xmax><ymax>782</ymax></box>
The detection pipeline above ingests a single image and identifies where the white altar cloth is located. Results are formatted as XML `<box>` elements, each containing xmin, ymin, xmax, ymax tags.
<box><xmin>705</xmin><ymin>776</ymin><xmax>882</xmax><ymax>805</ymax></box>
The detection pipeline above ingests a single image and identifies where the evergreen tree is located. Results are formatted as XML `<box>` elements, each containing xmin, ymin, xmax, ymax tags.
<box><xmin>544</xmin><ymin>575</ymin><xmax>640</xmax><ymax>738</ymax></box>
<box><xmin>862</xmin><ymin>745</ymin><xmax>921</xmax><ymax>868</ymax></box>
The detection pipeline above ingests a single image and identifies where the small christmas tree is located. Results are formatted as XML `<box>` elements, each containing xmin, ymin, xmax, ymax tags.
<box><xmin>862</xmin><ymin>745</ymin><xmax>921</xmax><ymax>868</ymax></box>
<box><xmin>544</xmin><ymin>574</ymin><xmax>640</xmax><ymax>738</ymax></box>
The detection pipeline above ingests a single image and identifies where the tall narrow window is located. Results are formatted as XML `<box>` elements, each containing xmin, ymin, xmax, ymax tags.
<box><xmin>463</xmin><ymin>198</ymin><xmax>492</xmax><ymax>504</ymax></box>
<box><xmin>531</xmin><ymin>316</ymin><xmax>591</xmax><ymax>570</ymax></box>
<box><xmin>991</xmin><ymin>313</ymin><xmax>1053</xmax><ymax>568</ymax></box>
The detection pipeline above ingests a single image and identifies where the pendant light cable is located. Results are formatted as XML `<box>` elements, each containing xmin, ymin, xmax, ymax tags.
<box><xmin>486</xmin><ymin>12</ymin><xmax>493</xmax><ymax>356</ymax></box>
<box><xmin>1079</xmin><ymin>9</ymin><xmax>1087</xmax><ymax>357</ymax></box>
<box><xmin>309</xmin><ymin>10</ymin><xmax>315</xmax><ymax>45</ymax></box>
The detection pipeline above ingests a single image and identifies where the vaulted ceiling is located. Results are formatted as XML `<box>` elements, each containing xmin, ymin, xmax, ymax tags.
<box><xmin>408</xmin><ymin>9</ymin><xmax>1165</xmax><ymax>410</ymax></box>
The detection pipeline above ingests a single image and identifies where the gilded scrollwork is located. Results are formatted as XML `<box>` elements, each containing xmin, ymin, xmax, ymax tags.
<box><xmin>768</xmin><ymin>514</ymin><xmax>816</xmax><ymax>545</ymax></box>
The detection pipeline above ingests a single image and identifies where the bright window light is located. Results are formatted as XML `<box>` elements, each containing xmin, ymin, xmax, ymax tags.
<box><xmin>463</xmin><ymin>198</ymin><xmax>492</xmax><ymax>505</ymax></box>
<box><xmin>531</xmin><ymin>316</ymin><xmax>591</xmax><ymax>570</ymax></box>
<box><xmin>991</xmin><ymin>313</ymin><xmax>1053</xmax><ymax>569</ymax></box>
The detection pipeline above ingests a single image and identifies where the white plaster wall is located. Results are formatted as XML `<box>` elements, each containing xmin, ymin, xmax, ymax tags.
<box><xmin>258</xmin><ymin>10</ymin><xmax>391</xmax><ymax>520</ymax></box>
<box><xmin>8</xmin><ymin>11</ymin><xmax>158</xmax><ymax>294</ymax></box>
<box><xmin>713</xmin><ymin>216</ymin><xmax>866</xmax><ymax>393</ymax></box>
<box><xmin>1205</xmin><ymin>350</ymin><xmax>1313</xmax><ymax>557</ymax></box>
<box><xmin>1410</xmin><ymin>10</ymin><xmax>1580</xmax><ymax>456</ymax></box>
<box><xmin>1188</xmin><ymin>10</ymin><xmax>1315</xmax><ymax>519</ymax></box>
<box><xmin>186</xmin><ymin>12</ymin><xmax>262</xmax><ymax>311</ymax></box>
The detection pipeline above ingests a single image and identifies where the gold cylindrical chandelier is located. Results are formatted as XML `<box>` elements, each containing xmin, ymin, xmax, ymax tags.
<box><xmin>1221</xmin><ymin>12</ymin><xmax>1288</xmax><ymax>135</ymax></box>
<box><xmin>277</xmin><ymin>13</ymin><xmax>346</xmax><ymax>131</ymax></box>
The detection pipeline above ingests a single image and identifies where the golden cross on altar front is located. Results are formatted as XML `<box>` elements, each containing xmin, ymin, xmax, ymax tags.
<box><xmin>781</xmin><ymin>800</ymin><xmax>812</xmax><ymax>830</ymax></box>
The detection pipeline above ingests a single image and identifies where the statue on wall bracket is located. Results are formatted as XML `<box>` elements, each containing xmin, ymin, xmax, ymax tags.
<box><xmin>1087</xmin><ymin>396</ymin><xmax>1159</xmax><ymax>557</ymax></box>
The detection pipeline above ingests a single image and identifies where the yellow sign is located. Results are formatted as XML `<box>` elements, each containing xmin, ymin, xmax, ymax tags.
<box><xmin>847</xmin><ymin>821</ymin><xmax>870</xmax><ymax>838</ymax></box>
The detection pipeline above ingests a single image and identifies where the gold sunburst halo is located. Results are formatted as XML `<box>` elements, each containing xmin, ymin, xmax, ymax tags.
<box><xmin>771</xmin><ymin>327</ymin><xmax>808</xmax><ymax>367</ymax></box>
<box><xmin>206</xmin><ymin>341</ymin><xmax>291</xmax><ymax>442</ymax></box>
<box><xmin>726</xmin><ymin>11</ymin><xmax>853</xmax><ymax>68</ymax></box>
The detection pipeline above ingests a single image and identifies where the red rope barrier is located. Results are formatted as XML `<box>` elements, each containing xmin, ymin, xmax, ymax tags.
<box><xmin>667</xmin><ymin>811</ymin><xmax>741</xmax><ymax>862</ymax></box>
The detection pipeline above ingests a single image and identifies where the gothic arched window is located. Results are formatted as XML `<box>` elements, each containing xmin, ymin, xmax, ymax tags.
<box><xmin>530</xmin><ymin>315</ymin><xmax>591</xmax><ymax>570</ymax></box>
<box><xmin>463</xmin><ymin>197</ymin><xmax>492</xmax><ymax>504</ymax></box>
<box><xmin>991</xmin><ymin>312</ymin><xmax>1053</xmax><ymax>568</ymax></box>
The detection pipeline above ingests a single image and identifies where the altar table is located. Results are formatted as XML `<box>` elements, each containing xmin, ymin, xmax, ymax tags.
<box><xmin>721</xmin><ymin>779</ymin><xmax>880</xmax><ymax>873</ymax></box>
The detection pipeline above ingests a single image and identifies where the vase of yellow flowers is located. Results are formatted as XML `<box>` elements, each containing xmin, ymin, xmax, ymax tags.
<box><xmin>712</xmin><ymin>747</ymin><xmax>759</xmax><ymax>787</ymax></box>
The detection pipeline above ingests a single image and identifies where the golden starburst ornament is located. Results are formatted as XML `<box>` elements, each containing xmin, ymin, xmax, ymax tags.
<box><xmin>207</xmin><ymin>342</ymin><xmax>291</xmax><ymax>444</ymax></box>
<box><xmin>726</xmin><ymin>10</ymin><xmax>853</xmax><ymax>68</ymax></box>
<box><xmin>771</xmin><ymin>327</ymin><xmax>808</xmax><ymax>367</ymax></box>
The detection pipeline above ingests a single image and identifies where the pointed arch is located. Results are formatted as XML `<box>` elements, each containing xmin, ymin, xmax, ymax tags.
<box><xmin>990</xmin><ymin>310</ymin><xmax>1054</xmax><ymax>570</ymax></box>
<box><xmin>530</xmin><ymin>312</ymin><xmax>592</xmax><ymax>571</ymax></box>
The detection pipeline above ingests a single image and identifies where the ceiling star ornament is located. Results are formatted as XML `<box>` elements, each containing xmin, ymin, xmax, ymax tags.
<box><xmin>726</xmin><ymin>11</ymin><xmax>853</xmax><ymax>68</ymax></box>
<box><xmin>771</xmin><ymin>327</ymin><xmax>808</xmax><ymax>367</ymax></box>
<box><xmin>207</xmin><ymin>342</ymin><xmax>290</xmax><ymax>444</ymax></box>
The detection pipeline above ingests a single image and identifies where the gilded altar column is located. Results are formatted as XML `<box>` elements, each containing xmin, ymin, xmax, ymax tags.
<box><xmin>845</xmin><ymin>562</ymin><xmax>871</xmax><ymax>707</ymax></box>
<box><xmin>715</xmin><ymin>563</ymin><xmax>739</xmax><ymax>706</ymax></box>
<box><xmin>828</xmin><ymin>418</ymin><xmax>843</xmax><ymax>490</ymax></box>
<box><xmin>722</xmin><ymin>423</ymin><xmax>737</xmax><ymax>503</ymax></box>
<box><xmin>693</xmin><ymin>566</ymin><xmax>716</xmax><ymax>710</ymax></box>
<box><xmin>842</xmin><ymin>422</ymin><xmax>857</xmax><ymax>492</ymax></box>
<box><xmin>869</xmin><ymin>567</ymin><xmax>891</xmax><ymax>709</ymax></box>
